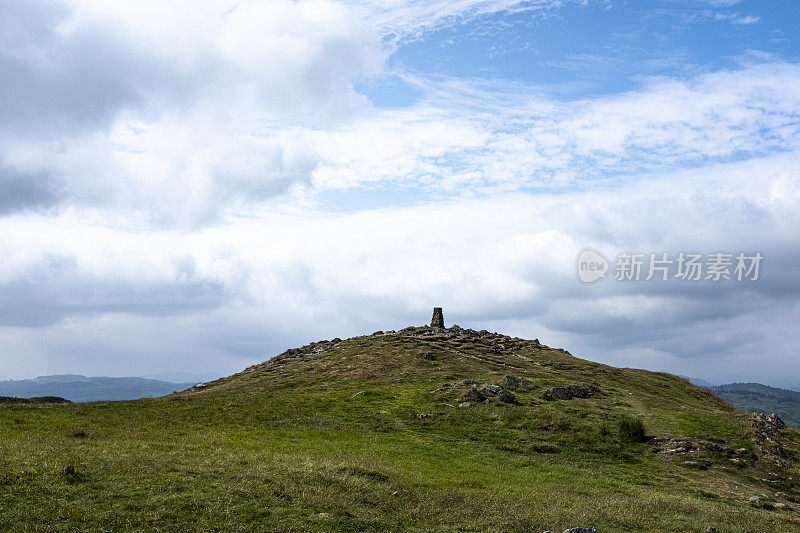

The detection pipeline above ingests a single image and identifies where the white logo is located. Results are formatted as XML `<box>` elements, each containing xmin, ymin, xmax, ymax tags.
<box><xmin>577</xmin><ymin>249</ymin><xmax>609</xmax><ymax>283</ymax></box>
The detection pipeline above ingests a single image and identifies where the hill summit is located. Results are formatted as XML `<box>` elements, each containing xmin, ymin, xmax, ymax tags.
<box><xmin>2</xmin><ymin>310</ymin><xmax>800</xmax><ymax>531</ymax></box>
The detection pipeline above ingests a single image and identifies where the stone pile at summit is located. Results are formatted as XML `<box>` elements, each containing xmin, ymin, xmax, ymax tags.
<box><xmin>430</xmin><ymin>307</ymin><xmax>445</xmax><ymax>329</ymax></box>
<box><xmin>228</xmin><ymin>308</ymin><xmax>602</xmax><ymax>408</ymax></box>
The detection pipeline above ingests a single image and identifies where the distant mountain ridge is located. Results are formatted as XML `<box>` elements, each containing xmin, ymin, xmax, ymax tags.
<box><xmin>711</xmin><ymin>382</ymin><xmax>800</xmax><ymax>428</ymax></box>
<box><xmin>0</xmin><ymin>375</ymin><xmax>197</xmax><ymax>402</ymax></box>
<box><xmin>139</xmin><ymin>371</ymin><xmax>222</xmax><ymax>383</ymax></box>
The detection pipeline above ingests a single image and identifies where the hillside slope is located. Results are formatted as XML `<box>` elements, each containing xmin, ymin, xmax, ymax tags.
<box><xmin>1</xmin><ymin>323</ymin><xmax>799</xmax><ymax>532</ymax></box>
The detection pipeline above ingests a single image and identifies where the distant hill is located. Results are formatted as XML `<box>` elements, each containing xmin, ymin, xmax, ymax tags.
<box><xmin>680</xmin><ymin>375</ymin><xmax>716</xmax><ymax>388</ymax></box>
<box><xmin>712</xmin><ymin>382</ymin><xmax>800</xmax><ymax>428</ymax></box>
<box><xmin>0</xmin><ymin>375</ymin><xmax>196</xmax><ymax>402</ymax></box>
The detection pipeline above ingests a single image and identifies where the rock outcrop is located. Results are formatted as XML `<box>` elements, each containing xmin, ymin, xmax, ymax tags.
<box><xmin>751</xmin><ymin>413</ymin><xmax>794</xmax><ymax>466</ymax></box>
<box><xmin>543</xmin><ymin>384</ymin><xmax>598</xmax><ymax>401</ymax></box>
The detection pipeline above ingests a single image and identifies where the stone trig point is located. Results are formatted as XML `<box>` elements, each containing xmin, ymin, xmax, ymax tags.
<box><xmin>430</xmin><ymin>307</ymin><xmax>445</xmax><ymax>329</ymax></box>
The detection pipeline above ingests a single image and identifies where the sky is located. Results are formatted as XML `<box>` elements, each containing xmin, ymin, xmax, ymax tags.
<box><xmin>1</xmin><ymin>0</ymin><xmax>799</xmax><ymax>386</ymax></box>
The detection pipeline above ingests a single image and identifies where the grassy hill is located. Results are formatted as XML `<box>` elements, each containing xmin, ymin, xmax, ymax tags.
<box><xmin>2</xmin><ymin>324</ymin><xmax>799</xmax><ymax>531</ymax></box>
<box><xmin>712</xmin><ymin>383</ymin><xmax>800</xmax><ymax>428</ymax></box>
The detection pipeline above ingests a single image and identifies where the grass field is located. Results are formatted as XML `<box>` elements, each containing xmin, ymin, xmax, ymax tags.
<box><xmin>2</xmin><ymin>326</ymin><xmax>799</xmax><ymax>531</ymax></box>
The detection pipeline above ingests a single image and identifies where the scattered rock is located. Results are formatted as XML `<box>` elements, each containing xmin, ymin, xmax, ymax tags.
<box><xmin>498</xmin><ymin>390</ymin><xmax>517</xmax><ymax>404</ymax></box>
<box><xmin>432</xmin><ymin>382</ymin><xmax>457</xmax><ymax>392</ymax></box>
<box><xmin>62</xmin><ymin>465</ymin><xmax>75</xmax><ymax>475</ymax></box>
<box><xmin>751</xmin><ymin>413</ymin><xmax>794</xmax><ymax>466</ymax></box>
<box><xmin>458</xmin><ymin>402</ymin><xmax>472</xmax><ymax>408</ymax></box>
<box><xmin>353</xmin><ymin>391</ymin><xmax>366</xmax><ymax>397</ymax></box>
<box><xmin>480</xmin><ymin>384</ymin><xmax>502</xmax><ymax>396</ymax></box>
<box><xmin>748</xmin><ymin>496</ymin><xmax>760</xmax><ymax>502</ymax></box>
<box><xmin>705</xmin><ymin>527</ymin><xmax>717</xmax><ymax>533</ymax></box>
<box><xmin>655</xmin><ymin>438</ymin><xmax>702</xmax><ymax>457</ymax></box>
<box><xmin>775</xmin><ymin>503</ymin><xmax>787</xmax><ymax>509</ymax></box>
<box><xmin>318</xmin><ymin>513</ymin><xmax>332</xmax><ymax>518</ymax></box>
<box><xmin>543</xmin><ymin>384</ymin><xmax>597</xmax><ymax>401</ymax></box>
<box><xmin>765</xmin><ymin>414</ymin><xmax>786</xmax><ymax>429</ymax></box>
<box><xmin>503</xmin><ymin>375</ymin><xmax>526</xmax><ymax>388</ymax></box>
<box><xmin>417</xmin><ymin>413</ymin><xmax>430</xmax><ymax>420</ymax></box>
<box><xmin>466</xmin><ymin>387</ymin><xmax>485</xmax><ymax>401</ymax></box>
<box><xmin>563</xmin><ymin>528</ymin><xmax>600</xmax><ymax>533</ymax></box>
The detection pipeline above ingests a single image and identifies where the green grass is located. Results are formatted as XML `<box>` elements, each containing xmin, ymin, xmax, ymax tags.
<box><xmin>1</xmin><ymin>326</ymin><xmax>799</xmax><ymax>531</ymax></box>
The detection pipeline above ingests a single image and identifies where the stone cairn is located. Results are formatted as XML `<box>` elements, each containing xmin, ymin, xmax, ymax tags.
<box><xmin>430</xmin><ymin>307</ymin><xmax>445</xmax><ymax>329</ymax></box>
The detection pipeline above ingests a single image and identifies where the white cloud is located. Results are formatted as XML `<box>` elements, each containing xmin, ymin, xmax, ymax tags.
<box><xmin>733</xmin><ymin>15</ymin><xmax>759</xmax><ymax>25</ymax></box>
<box><xmin>345</xmin><ymin>0</ymin><xmax>565</xmax><ymax>40</ymax></box>
<box><xmin>4</xmin><ymin>1</ymin><xmax>797</xmax><ymax>225</ymax></box>
<box><xmin>0</xmin><ymin>0</ymin><xmax>383</xmax><ymax>224</ymax></box>
<box><xmin>1</xmin><ymin>152</ymin><xmax>799</xmax><ymax>381</ymax></box>
<box><xmin>303</xmin><ymin>61</ymin><xmax>800</xmax><ymax>193</ymax></box>
<box><xmin>714</xmin><ymin>11</ymin><xmax>759</xmax><ymax>25</ymax></box>
<box><xmin>1</xmin><ymin>0</ymin><xmax>799</xmax><ymax>385</ymax></box>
